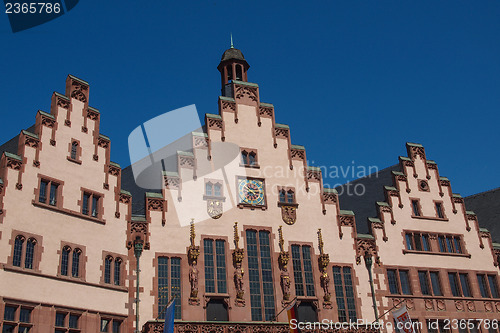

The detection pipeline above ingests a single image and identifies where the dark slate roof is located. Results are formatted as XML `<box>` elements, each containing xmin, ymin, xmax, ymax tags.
<box><xmin>220</xmin><ymin>48</ymin><xmax>246</xmax><ymax>62</ymax></box>
<box><xmin>335</xmin><ymin>164</ymin><xmax>400</xmax><ymax>234</ymax></box>
<box><xmin>465</xmin><ymin>187</ymin><xmax>500</xmax><ymax>242</ymax></box>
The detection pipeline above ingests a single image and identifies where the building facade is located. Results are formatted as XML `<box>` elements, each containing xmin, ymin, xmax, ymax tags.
<box><xmin>0</xmin><ymin>46</ymin><xmax>499</xmax><ymax>333</ymax></box>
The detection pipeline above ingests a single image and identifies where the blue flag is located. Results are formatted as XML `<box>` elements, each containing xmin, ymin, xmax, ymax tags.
<box><xmin>163</xmin><ymin>299</ymin><xmax>175</xmax><ymax>333</ymax></box>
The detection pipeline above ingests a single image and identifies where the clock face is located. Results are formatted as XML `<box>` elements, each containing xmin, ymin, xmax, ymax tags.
<box><xmin>238</xmin><ymin>179</ymin><xmax>265</xmax><ymax>206</ymax></box>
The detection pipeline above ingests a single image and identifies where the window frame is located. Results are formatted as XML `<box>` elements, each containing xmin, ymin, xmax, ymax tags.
<box><xmin>386</xmin><ymin>268</ymin><xmax>412</xmax><ymax>295</ymax></box>
<box><xmin>203</xmin><ymin>237</ymin><xmax>228</xmax><ymax>295</ymax></box>
<box><xmin>154</xmin><ymin>255</ymin><xmax>182</xmax><ymax>320</ymax></box>
<box><xmin>99</xmin><ymin>317</ymin><xmax>123</xmax><ymax>333</ymax></box>
<box><xmin>448</xmin><ymin>271</ymin><xmax>472</xmax><ymax>298</ymax></box>
<box><xmin>277</xmin><ymin>186</ymin><xmax>298</xmax><ymax>206</ymax></box>
<box><xmin>290</xmin><ymin>244</ymin><xmax>316</xmax><ymax>297</ymax></box>
<box><xmin>203</xmin><ymin>179</ymin><xmax>225</xmax><ymax>200</ymax></box>
<box><xmin>240</xmin><ymin>148</ymin><xmax>259</xmax><ymax>168</ymax></box>
<box><xmin>2</xmin><ymin>304</ymin><xmax>34</xmax><ymax>333</ymax></box>
<box><xmin>434</xmin><ymin>201</ymin><xmax>446</xmax><ymax>219</ymax></box>
<box><xmin>67</xmin><ymin>139</ymin><xmax>82</xmax><ymax>164</ymax></box>
<box><xmin>58</xmin><ymin>242</ymin><xmax>86</xmax><ymax>281</ymax></box>
<box><xmin>80</xmin><ymin>188</ymin><xmax>103</xmax><ymax>219</ymax></box>
<box><xmin>476</xmin><ymin>273</ymin><xmax>500</xmax><ymax>299</ymax></box>
<box><xmin>418</xmin><ymin>270</ymin><xmax>442</xmax><ymax>296</ymax></box>
<box><xmin>36</xmin><ymin>176</ymin><xmax>63</xmax><ymax>208</ymax></box>
<box><xmin>332</xmin><ymin>265</ymin><xmax>358</xmax><ymax>323</ymax></box>
<box><xmin>8</xmin><ymin>231</ymin><xmax>42</xmax><ymax>271</ymax></box>
<box><xmin>410</xmin><ymin>199</ymin><xmax>421</xmax><ymax>217</ymax></box>
<box><xmin>101</xmin><ymin>251</ymin><xmax>125</xmax><ymax>287</ymax></box>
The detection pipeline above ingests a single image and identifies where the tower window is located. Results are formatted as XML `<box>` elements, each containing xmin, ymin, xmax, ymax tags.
<box><xmin>236</xmin><ymin>65</ymin><xmax>242</xmax><ymax>81</ymax></box>
<box><xmin>226</xmin><ymin>65</ymin><xmax>233</xmax><ymax>83</ymax></box>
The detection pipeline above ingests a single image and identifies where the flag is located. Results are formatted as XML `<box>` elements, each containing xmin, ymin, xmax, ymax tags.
<box><xmin>286</xmin><ymin>299</ymin><xmax>300</xmax><ymax>333</ymax></box>
<box><xmin>392</xmin><ymin>305</ymin><xmax>414</xmax><ymax>333</ymax></box>
<box><xmin>163</xmin><ymin>299</ymin><xmax>175</xmax><ymax>333</ymax></box>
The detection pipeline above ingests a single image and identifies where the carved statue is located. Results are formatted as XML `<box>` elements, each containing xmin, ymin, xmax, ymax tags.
<box><xmin>234</xmin><ymin>261</ymin><xmax>244</xmax><ymax>297</ymax></box>
<box><xmin>321</xmin><ymin>271</ymin><xmax>331</xmax><ymax>301</ymax></box>
<box><xmin>232</xmin><ymin>222</ymin><xmax>246</xmax><ymax>306</ymax></box>
<box><xmin>280</xmin><ymin>270</ymin><xmax>291</xmax><ymax>301</ymax></box>
<box><xmin>189</xmin><ymin>264</ymin><xmax>199</xmax><ymax>298</ymax></box>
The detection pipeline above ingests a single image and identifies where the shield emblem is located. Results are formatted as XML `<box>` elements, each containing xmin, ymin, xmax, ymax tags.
<box><xmin>281</xmin><ymin>205</ymin><xmax>297</xmax><ymax>225</ymax></box>
<box><xmin>207</xmin><ymin>199</ymin><xmax>223</xmax><ymax>219</ymax></box>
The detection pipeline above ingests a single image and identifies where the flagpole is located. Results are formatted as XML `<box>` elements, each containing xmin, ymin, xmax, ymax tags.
<box><xmin>271</xmin><ymin>296</ymin><xmax>297</xmax><ymax>322</ymax></box>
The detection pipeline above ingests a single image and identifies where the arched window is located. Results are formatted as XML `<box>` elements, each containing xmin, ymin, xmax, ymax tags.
<box><xmin>104</xmin><ymin>256</ymin><xmax>113</xmax><ymax>284</ymax></box>
<box><xmin>279</xmin><ymin>190</ymin><xmax>286</xmax><ymax>203</ymax></box>
<box><xmin>248</xmin><ymin>152</ymin><xmax>256</xmax><ymax>166</ymax></box>
<box><xmin>72</xmin><ymin>248</ymin><xmax>81</xmax><ymax>277</ymax></box>
<box><xmin>13</xmin><ymin>236</ymin><xmax>24</xmax><ymax>267</ymax></box>
<box><xmin>205</xmin><ymin>182</ymin><xmax>213</xmax><ymax>196</ymax></box>
<box><xmin>235</xmin><ymin>65</ymin><xmax>242</xmax><ymax>81</ymax></box>
<box><xmin>114</xmin><ymin>258</ymin><xmax>122</xmax><ymax>286</ymax></box>
<box><xmin>71</xmin><ymin>141</ymin><xmax>78</xmax><ymax>160</ymax></box>
<box><xmin>226</xmin><ymin>65</ymin><xmax>233</xmax><ymax>82</ymax></box>
<box><xmin>214</xmin><ymin>183</ymin><xmax>222</xmax><ymax>197</ymax></box>
<box><xmin>61</xmin><ymin>246</ymin><xmax>71</xmax><ymax>276</ymax></box>
<box><xmin>25</xmin><ymin>238</ymin><xmax>36</xmax><ymax>269</ymax></box>
<box><xmin>287</xmin><ymin>190</ymin><xmax>295</xmax><ymax>204</ymax></box>
<box><xmin>241</xmin><ymin>150</ymin><xmax>248</xmax><ymax>165</ymax></box>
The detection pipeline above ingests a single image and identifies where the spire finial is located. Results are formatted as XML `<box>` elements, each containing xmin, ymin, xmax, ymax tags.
<box><xmin>230</xmin><ymin>33</ymin><xmax>234</xmax><ymax>49</ymax></box>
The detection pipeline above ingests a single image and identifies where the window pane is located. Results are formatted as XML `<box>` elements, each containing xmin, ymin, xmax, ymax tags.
<box><xmin>101</xmin><ymin>319</ymin><xmax>110</xmax><ymax>332</ymax></box>
<box><xmin>333</xmin><ymin>266</ymin><xmax>346</xmax><ymax>322</ymax></box>
<box><xmin>445</xmin><ymin>237</ymin><xmax>454</xmax><ymax>253</ymax></box>
<box><xmin>204</xmin><ymin>239</ymin><xmax>215</xmax><ymax>293</ymax></box>
<box><xmin>49</xmin><ymin>183</ymin><xmax>58</xmax><ymax>206</ymax></box>
<box><xmin>205</xmin><ymin>183</ymin><xmax>212</xmax><ymax>196</ymax></box>
<box><xmin>343</xmin><ymin>267</ymin><xmax>357</xmax><ymax>321</ymax></box>
<box><xmin>215</xmin><ymin>240</ymin><xmax>227</xmax><ymax>293</ymax></box>
<box><xmin>430</xmin><ymin>272</ymin><xmax>442</xmax><ymax>296</ymax></box>
<box><xmin>258</xmin><ymin>230</ymin><xmax>275</xmax><ymax>321</ymax></box>
<box><xmin>105</xmin><ymin>257</ymin><xmax>112</xmax><ymax>284</ymax></box>
<box><xmin>171</xmin><ymin>258</ymin><xmax>182</xmax><ymax>319</ymax></box>
<box><xmin>459</xmin><ymin>273</ymin><xmax>471</xmax><ymax>297</ymax></box>
<box><xmin>39</xmin><ymin>180</ymin><xmax>48</xmax><ymax>203</ymax></box>
<box><xmin>2</xmin><ymin>325</ymin><xmax>16</xmax><ymax>333</ymax></box>
<box><xmin>422</xmin><ymin>235</ymin><xmax>430</xmax><ymax>251</ymax></box>
<box><xmin>92</xmin><ymin>196</ymin><xmax>99</xmax><ymax>217</ymax></box>
<box><xmin>488</xmin><ymin>275</ymin><xmax>499</xmax><ymax>298</ymax></box>
<box><xmin>61</xmin><ymin>247</ymin><xmax>70</xmax><ymax>276</ymax></box>
<box><xmin>214</xmin><ymin>184</ymin><xmax>221</xmax><ymax>197</ymax></box>
<box><xmin>448</xmin><ymin>273</ymin><xmax>460</xmax><ymax>297</ymax></box>
<box><xmin>72</xmin><ymin>250</ymin><xmax>80</xmax><ymax>277</ymax></box>
<box><xmin>13</xmin><ymin>236</ymin><xmax>24</xmax><ymax>267</ymax></box>
<box><xmin>114</xmin><ymin>259</ymin><xmax>121</xmax><ymax>286</ymax></box>
<box><xmin>387</xmin><ymin>269</ymin><xmax>399</xmax><ymax>294</ymax></box>
<box><xmin>399</xmin><ymin>270</ymin><xmax>411</xmax><ymax>295</ymax></box>
<box><xmin>405</xmin><ymin>234</ymin><xmax>413</xmax><ymax>250</ymax></box>
<box><xmin>20</xmin><ymin>308</ymin><xmax>31</xmax><ymax>323</ymax></box>
<box><xmin>55</xmin><ymin>313</ymin><xmax>65</xmax><ymax>327</ymax></box>
<box><xmin>69</xmin><ymin>314</ymin><xmax>79</xmax><ymax>329</ymax></box>
<box><xmin>279</xmin><ymin>191</ymin><xmax>286</xmax><ymax>203</ymax></box>
<box><xmin>71</xmin><ymin>142</ymin><xmax>77</xmax><ymax>159</ymax></box>
<box><xmin>302</xmin><ymin>246</ymin><xmax>315</xmax><ymax>297</ymax></box>
<box><xmin>453</xmin><ymin>238</ymin><xmax>462</xmax><ymax>254</ymax></box>
<box><xmin>287</xmin><ymin>191</ymin><xmax>294</xmax><ymax>204</ymax></box>
<box><xmin>477</xmin><ymin>274</ymin><xmax>488</xmax><ymax>298</ymax></box>
<box><xmin>414</xmin><ymin>234</ymin><xmax>422</xmax><ymax>251</ymax></box>
<box><xmin>158</xmin><ymin>257</ymin><xmax>169</xmax><ymax>315</ymax></box>
<box><xmin>419</xmin><ymin>271</ymin><xmax>430</xmax><ymax>295</ymax></box>
<box><xmin>241</xmin><ymin>152</ymin><xmax>248</xmax><ymax>165</ymax></box>
<box><xmin>246</xmin><ymin>230</ymin><xmax>262</xmax><ymax>321</ymax></box>
<box><xmin>25</xmin><ymin>239</ymin><xmax>35</xmax><ymax>269</ymax></box>
<box><xmin>18</xmin><ymin>327</ymin><xmax>30</xmax><ymax>333</ymax></box>
<box><xmin>438</xmin><ymin>236</ymin><xmax>446</xmax><ymax>252</ymax></box>
<box><xmin>112</xmin><ymin>321</ymin><xmax>121</xmax><ymax>333</ymax></box>
<box><xmin>291</xmin><ymin>245</ymin><xmax>304</xmax><ymax>296</ymax></box>
<box><xmin>436</xmin><ymin>203</ymin><xmax>444</xmax><ymax>218</ymax></box>
<box><xmin>412</xmin><ymin>200</ymin><xmax>420</xmax><ymax>216</ymax></box>
<box><xmin>4</xmin><ymin>306</ymin><xmax>16</xmax><ymax>321</ymax></box>
<box><xmin>82</xmin><ymin>193</ymin><xmax>90</xmax><ymax>215</ymax></box>
<box><xmin>248</xmin><ymin>153</ymin><xmax>256</xmax><ymax>166</ymax></box>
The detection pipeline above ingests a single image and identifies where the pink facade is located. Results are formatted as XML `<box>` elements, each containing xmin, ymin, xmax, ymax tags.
<box><xmin>0</xmin><ymin>46</ymin><xmax>499</xmax><ymax>333</ymax></box>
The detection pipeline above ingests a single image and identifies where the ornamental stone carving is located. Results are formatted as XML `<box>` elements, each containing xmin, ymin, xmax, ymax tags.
<box><xmin>234</xmin><ymin>85</ymin><xmax>258</xmax><ymax>102</ymax></box>
<box><xmin>281</xmin><ymin>205</ymin><xmax>296</xmax><ymax>225</ymax></box>
<box><xmin>70</xmin><ymin>80</ymin><xmax>88</xmax><ymax>103</ymax></box>
<box><xmin>188</xmin><ymin>220</ymin><xmax>200</xmax><ymax>305</ymax></box>
<box><xmin>233</xmin><ymin>223</ymin><xmax>245</xmax><ymax>306</ymax></box>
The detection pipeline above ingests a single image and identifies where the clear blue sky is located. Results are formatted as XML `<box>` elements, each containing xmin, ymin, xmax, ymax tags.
<box><xmin>1</xmin><ymin>1</ymin><xmax>499</xmax><ymax>196</ymax></box>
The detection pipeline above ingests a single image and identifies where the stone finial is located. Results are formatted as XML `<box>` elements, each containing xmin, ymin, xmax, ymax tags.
<box><xmin>318</xmin><ymin>228</ymin><xmax>324</xmax><ymax>255</ymax></box>
<box><xmin>278</xmin><ymin>226</ymin><xmax>284</xmax><ymax>252</ymax></box>
<box><xmin>234</xmin><ymin>222</ymin><xmax>239</xmax><ymax>249</ymax></box>
<box><xmin>190</xmin><ymin>218</ymin><xmax>195</xmax><ymax>247</ymax></box>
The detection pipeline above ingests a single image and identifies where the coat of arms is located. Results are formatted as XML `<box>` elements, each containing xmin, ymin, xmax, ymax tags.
<box><xmin>207</xmin><ymin>199</ymin><xmax>223</xmax><ymax>219</ymax></box>
<box><xmin>281</xmin><ymin>205</ymin><xmax>297</xmax><ymax>225</ymax></box>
